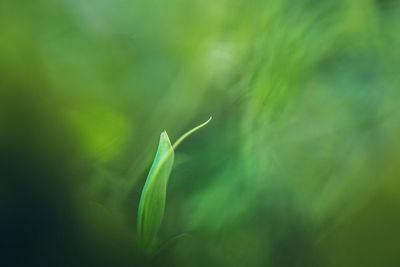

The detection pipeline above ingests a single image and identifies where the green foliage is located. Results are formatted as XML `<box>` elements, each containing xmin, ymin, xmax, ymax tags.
<box><xmin>2</xmin><ymin>0</ymin><xmax>400</xmax><ymax>266</ymax></box>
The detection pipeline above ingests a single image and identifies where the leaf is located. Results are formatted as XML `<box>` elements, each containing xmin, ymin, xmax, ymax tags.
<box><xmin>137</xmin><ymin>131</ymin><xmax>174</xmax><ymax>251</ymax></box>
<box><xmin>137</xmin><ymin>117</ymin><xmax>212</xmax><ymax>252</ymax></box>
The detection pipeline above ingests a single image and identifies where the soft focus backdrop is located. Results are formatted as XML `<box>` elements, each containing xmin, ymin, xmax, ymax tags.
<box><xmin>1</xmin><ymin>0</ymin><xmax>400</xmax><ymax>266</ymax></box>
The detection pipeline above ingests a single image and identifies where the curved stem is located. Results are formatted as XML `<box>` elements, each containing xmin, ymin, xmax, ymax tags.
<box><xmin>172</xmin><ymin>117</ymin><xmax>212</xmax><ymax>150</ymax></box>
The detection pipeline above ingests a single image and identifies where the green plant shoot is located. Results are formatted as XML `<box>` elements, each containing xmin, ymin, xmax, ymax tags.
<box><xmin>137</xmin><ymin>117</ymin><xmax>212</xmax><ymax>252</ymax></box>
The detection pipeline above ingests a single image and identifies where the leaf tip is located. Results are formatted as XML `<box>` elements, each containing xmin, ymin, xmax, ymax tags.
<box><xmin>161</xmin><ymin>130</ymin><xmax>168</xmax><ymax>138</ymax></box>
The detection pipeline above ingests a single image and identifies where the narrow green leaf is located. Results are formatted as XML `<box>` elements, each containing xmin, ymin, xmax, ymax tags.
<box><xmin>137</xmin><ymin>117</ymin><xmax>212</xmax><ymax>252</ymax></box>
<box><xmin>137</xmin><ymin>131</ymin><xmax>174</xmax><ymax>251</ymax></box>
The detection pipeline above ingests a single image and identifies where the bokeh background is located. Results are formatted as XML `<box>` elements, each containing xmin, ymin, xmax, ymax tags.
<box><xmin>1</xmin><ymin>0</ymin><xmax>400</xmax><ymax>266</ymax></box>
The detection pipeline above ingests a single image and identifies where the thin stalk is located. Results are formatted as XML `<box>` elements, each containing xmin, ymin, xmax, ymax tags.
<box><xmin>172</xmin><ymin>117</ymin><xmax>212</xmax><ymax>150</ymax></box>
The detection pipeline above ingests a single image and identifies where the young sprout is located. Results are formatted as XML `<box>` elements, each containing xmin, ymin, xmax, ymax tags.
<box><xmin>137</xmin><ymin>117</ymin><xmax>212</xmax><ymax>252</ymax></box>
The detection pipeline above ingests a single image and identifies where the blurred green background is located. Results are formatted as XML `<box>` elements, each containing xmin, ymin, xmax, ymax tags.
<box><xmin>1</xmin><ymin>0</ymin><xmax>400</xmax><ymax>266</ymax></box>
